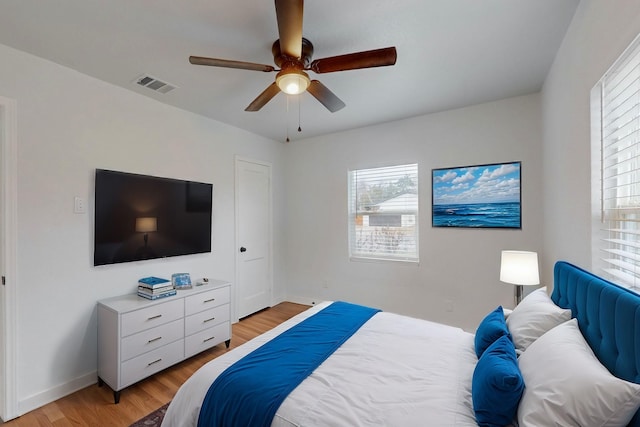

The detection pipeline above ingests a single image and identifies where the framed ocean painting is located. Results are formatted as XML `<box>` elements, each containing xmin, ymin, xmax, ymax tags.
<box><xmin>432</xmin><ymin>161</ymin><xmax>521</xmax><ymax>228</ymax></box>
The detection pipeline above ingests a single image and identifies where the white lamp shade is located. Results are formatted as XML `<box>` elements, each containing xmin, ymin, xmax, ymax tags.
<box><xmin>500</xmin><ymin>250</ymin><xmax>540</xmax><ymax>286</ymax></box>
<box><xmin>135</xmin><ymin>217</ymin><xmax>157</xmax><ymax>233</ymax></box>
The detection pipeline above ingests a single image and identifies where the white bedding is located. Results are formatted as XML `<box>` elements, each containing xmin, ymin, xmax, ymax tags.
<box><xmin>162</xmin><ymin>301</ymin><xmax>479</xmax><ymax>427</ymax></box>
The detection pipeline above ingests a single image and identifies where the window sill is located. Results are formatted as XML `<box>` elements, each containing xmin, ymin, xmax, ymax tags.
<box><xmin>349</xmin><ymin>256</ymin><xmax>419</xmax><ymax>266</ymax></box>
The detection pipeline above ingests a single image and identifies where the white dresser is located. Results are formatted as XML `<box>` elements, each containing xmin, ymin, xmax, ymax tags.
<box><xmin>97</xmin><ymin>280</ymin><xmax>231</xmax><ymax>403</ymax></box>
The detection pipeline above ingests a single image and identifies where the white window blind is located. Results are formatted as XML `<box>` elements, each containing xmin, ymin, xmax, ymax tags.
<box><xmin>593</xmin><ymin>33</ymin><xmax>640</xmax><ymax>290</ymax></box>
<box><xmin>348</xmin><ymin>163</ymin><xmax>419</xmax><ymax>262</ymax></box>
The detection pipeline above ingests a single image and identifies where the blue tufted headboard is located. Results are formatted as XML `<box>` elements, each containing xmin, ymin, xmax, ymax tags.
<box><xmin>551</xmin><ymin>261</ymin><xmax>640</xmax><ymax>427</ymax></box>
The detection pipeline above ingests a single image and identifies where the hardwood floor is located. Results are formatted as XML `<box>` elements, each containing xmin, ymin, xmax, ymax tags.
<box><xmin>2</xmin><ymin>302</ymin><xmax>310</xmax><ymax>427</ymax></box>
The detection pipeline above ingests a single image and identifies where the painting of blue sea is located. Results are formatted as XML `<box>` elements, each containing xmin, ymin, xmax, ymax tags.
<box><xmin>432</xmin><ymin>162</ymin><xmax>521</xmax><ymax>228</ymax></box>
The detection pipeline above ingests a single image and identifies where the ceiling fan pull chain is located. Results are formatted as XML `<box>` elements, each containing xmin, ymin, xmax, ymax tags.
<box><xmin>285</xmin><ymin>95</ymin><xmax>291</xmax><ymax>142</ymax></box>
<box><xmin>298</xmin><ymin>95</ymin><xmax>302</xmax><ymax>133</ymax></box>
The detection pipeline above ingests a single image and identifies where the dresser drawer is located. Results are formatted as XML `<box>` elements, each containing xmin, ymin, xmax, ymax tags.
<box><xmin>185</xmin><ymin>322</ymin><xmax>230</xmax><ymax>358</ymax></box>
<box><xmin>185</xmin><ymin>286</ymin><xmax>230</xmax><ymax>315</ymax></box>
<box><xmin>121</xmin><ymin>318</ymin><xmax>184</xmax><ymax>361</ymax></box>
<box><xmin>121</xmin><ymin>298</ymin><xmax>183</xmax><ymax>337</ymax></box>
<box><xmin>121</xmin><ymin>339</ymin><xmax>184</xmax><ymax>389</ymax></box>
<box><xmin>185</xmin><ymin>304</ymin><xmax>230</xmax><ymax>336</ymax></box>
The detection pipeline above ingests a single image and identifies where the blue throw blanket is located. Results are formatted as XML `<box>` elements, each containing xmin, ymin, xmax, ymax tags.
<box><xmin>197</xmin><ymin>301</ymin><xmax>381</xmax><ymax>427</ymax></box>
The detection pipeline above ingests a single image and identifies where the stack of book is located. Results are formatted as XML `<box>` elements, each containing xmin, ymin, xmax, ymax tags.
<box><xmin>137</xmin><ymin>276</ymin><xmax>176</xmax><ymax>300</ymax></box>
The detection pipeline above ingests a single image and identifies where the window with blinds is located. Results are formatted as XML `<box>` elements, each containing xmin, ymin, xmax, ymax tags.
<box><xmin>348</xmin><ymin>163</ymin><xmax>419</xmax><ymax>262</ymax></box>
<box><xmin>593</xmin><ymin>33</ymin><xmax>640</xmax><ymax>290</ymax></box>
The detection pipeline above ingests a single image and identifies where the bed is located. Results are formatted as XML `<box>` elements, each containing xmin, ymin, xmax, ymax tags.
<box><xmin>161</xmin><ymin>261</ymin><xmax>640</xmax><ymax>427</ymax></box>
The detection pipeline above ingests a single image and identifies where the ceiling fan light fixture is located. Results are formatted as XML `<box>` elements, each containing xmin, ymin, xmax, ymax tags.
<box><xmin>276</xmin><ymin>70</ymin><xmax>310</xmax><ymax>95</ymax></box>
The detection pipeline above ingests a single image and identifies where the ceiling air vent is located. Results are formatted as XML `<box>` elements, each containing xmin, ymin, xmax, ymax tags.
<box><xmin>134</xmin><ymin>74</ymin><xmax>177</xmax><ymax>94</ymax></box>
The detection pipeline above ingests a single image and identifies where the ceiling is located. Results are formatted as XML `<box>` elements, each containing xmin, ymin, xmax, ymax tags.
<box><xmin>0</xmin><ymin>0</ymin><xmax>579</xmax><ymax>142</ymax></box>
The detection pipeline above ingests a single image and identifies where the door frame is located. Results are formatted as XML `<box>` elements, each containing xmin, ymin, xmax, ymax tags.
<box><xmin>234</xmin><ymin>156</ymin><xmax>273</xmax><ymax>322</ymax></box>
<box><xmin>0</xmin><ymin>96</ymin><xmax>18</xmax><ymax>421</ymax></box>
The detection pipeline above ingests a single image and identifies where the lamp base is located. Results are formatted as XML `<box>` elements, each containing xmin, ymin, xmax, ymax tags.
<box><xmin>514</xmin><ymin>284</ymin><xmax>524</xmax><ymax>306</ymax></box>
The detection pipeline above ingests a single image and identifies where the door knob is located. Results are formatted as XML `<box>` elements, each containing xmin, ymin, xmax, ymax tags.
<box><xmin>240</xmin><ymin>247</ymin><xmax>247</xmax><ymax>252</ymax></box>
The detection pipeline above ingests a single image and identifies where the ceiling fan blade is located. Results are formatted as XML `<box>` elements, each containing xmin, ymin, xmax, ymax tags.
<box><xmin>189</xmin><ymin>56</ymin><xmax>275</xmax><ymax>72</ymax></box>
<box><xmin>310</xmin><ymin>47</ymin><xmax>397</xmax><ymax>74</ymax></box>
<box><xmin>245</xmin><ymin>82</ymin><xmax>281</xmax><ymax>111</ymax></box>
<box><xmin>307</xmin><ymin>80</ymin><xmax>345</xmax><ymax>113</ymax></box>
<box><xmin>275</xmin><ymin>0</ymin><xmax>303</xmax><ymax>58</ymax></box>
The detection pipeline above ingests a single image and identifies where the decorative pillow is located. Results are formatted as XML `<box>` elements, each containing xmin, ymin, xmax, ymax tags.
<box><xmin>517</xmin><ymin>318</ymin><xmax>640</xmax><ymax>427</ymax></box>
<box><xmin>506</xmin><ymin>287</ymin><xmax>571</xmax><ymax>353</ymax></box>
<box><xmin>474</xmin><ymin>306</ymin><xmax>510</xmax><ymax>358</ymax></box>
<box><xmin>472</xmin><ymin>335</ymin><xmax>524</xmax><ymax>427</ymax></box>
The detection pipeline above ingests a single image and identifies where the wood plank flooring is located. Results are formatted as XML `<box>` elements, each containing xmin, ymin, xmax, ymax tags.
<box><xmin>1</xmin><ymin>302</ymin><xmax>310</xmax><ymax>427</ymax></box>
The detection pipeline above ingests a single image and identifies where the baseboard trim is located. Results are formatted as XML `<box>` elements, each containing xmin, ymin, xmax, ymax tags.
<box><xmin>284</xmin><ymin>295</ymin><xmax>324</xmax><ymax>307</ymax></box>
<box><xmin>18</xmin><ymin>371</ymin><xmax>97</xmax><ymax>416</ymax></box>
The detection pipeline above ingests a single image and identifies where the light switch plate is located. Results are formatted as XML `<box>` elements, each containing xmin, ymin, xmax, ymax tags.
<box><xmin>74</xmin><ymin>196</ymin><xmax>86</xmax><ymax>214</ymax></box>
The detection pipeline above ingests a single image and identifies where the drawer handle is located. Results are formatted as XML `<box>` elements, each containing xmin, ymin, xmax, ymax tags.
<box><xmin>204</xmin><ymin>298</ymin><xmax>216</xmax><ymax>303</ymax></box>
<box><xmin>148</xmin><ymin>336</ymin><xmax>162</xmax><ymax>344</ymax></box>
<box><xmin>147</xmin><ymin>314</ymin><xmax>162</xmax><ymax>321</ymax></box>
<box><xmin>203</xmin><ymin>336</ymin><xmax>216</xmax><ymax>343</ymax></box>
<box><xmin>203</xmin><ymin>317</ymin><xmax>216</xmax><ymax>323</ymax></box>
<box><xmin>147</xmin><ymin>358</ymin><xmax>162</xmax><ymax>367</ymax></box>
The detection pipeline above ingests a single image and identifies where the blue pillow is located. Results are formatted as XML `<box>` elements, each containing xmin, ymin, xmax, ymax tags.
<box><xmin>474</xmin><ymin>306</ymin><xmax>510</xmax><ymax>358</ymax></box>
<box><xmin>472</xmin><ymin>335</ymin><xmax>525</xmax><ymax>427</ymax></box>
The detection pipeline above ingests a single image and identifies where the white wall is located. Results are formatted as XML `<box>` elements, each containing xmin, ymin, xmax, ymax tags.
<box><xmin>0</xmin><ymin>43</ymin><xmax>287</xmax><ymax>415</ymax></box>
<box><xmin>284</xmin><ymin>93</ymin><xmax>543</xmax><ymax>331</ymax></box>
<box><xmin>541</xmin><ymin>0</ymin><xmax>640</xmax><ymax>286</ymax></box>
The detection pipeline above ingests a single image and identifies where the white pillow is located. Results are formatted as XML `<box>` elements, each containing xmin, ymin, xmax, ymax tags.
<box><xmin>506</xmin><ymin>287</ymin><xmax>571</xmax><ymax>353</ymax></box>
<box><xmin>517</xmin><ymin>318</ymin><xmax>640</xmax><ymax>427</ymax></box>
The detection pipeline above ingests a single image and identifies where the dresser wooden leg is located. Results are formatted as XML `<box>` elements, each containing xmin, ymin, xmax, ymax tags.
<box><xmin>225</xmin><ymin>339</ymin><xmax>231</xmax><ymax>348</ymax></box>
<box><xmin>114</xmin><ymin>390</ymin><xmax>120</xmax><ymax>404</ymax></box>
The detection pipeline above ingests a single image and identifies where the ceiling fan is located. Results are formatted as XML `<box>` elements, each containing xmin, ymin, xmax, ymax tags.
<box><xmin>189</xmin><ymin>0</ymin><xmax>397</xmax><ymax>113</ymax></box>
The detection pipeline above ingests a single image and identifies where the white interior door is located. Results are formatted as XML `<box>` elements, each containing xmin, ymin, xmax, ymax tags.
<box><xmin>235</xmin><ymin>158</ymin><xmax>272</xmax><ymax>319</ymax></box>
<box><xmin>0</xmin><ymin>96</ymin><xmax>18</xmax><ymax>421</ymax></box>
<box><xmin>0</xmin><ymin>106</ymin><xmax>5</xmax><ymax>421</ymax></box>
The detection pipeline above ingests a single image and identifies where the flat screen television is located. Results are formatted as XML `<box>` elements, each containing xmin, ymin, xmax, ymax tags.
<box><xmin>94</xmin><ymin>169</ymin><xmax>213</xmax><ymax>266</ymax></box>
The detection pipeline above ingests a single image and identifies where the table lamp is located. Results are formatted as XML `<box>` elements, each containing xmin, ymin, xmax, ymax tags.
<box><xmin>135</xmin><ymin>217</ymin><xmax>157</xmax><ymax>247</ymax></box>
<box><xmin>500</xmin><ymin>250</ymin><xmax>540</xmax><ymax>306</ymax></box>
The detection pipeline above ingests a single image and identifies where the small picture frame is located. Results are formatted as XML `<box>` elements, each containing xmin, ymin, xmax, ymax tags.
<box><xmin>172</xmin><ymin>273</ymin><xmax>192</xmax><ymax>289</ymax></box>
